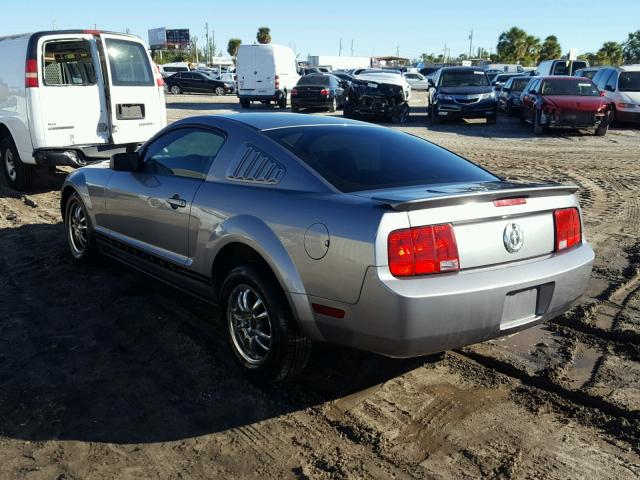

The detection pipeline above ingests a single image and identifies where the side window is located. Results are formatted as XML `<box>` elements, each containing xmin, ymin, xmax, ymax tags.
<box><xmin>43</xmin><ymin>39</ymin><xmax>96</xmax><ymax>86</ymax></box>
<box><xmin>143</xmin><ymin>128</ymin><xmax>226</xmax><ymax>179</ymax></box>
<box><xmin>605</xmin><ymin>71</ymin><xmax>618</xmax><ymax>91</ymax></box>
<box><xmin>594</xmin><ymin>69</ymin><xmax>611</xmax><ymax>89</ymax></box>
<box><xmin>104</xmin><ymin>39</ymin><xmax>154</xmax><ymax>87</ymax></box>
<box><xmin>182</xmin><ymin>73</ymin><xmax>193</xmax><ymax>80</ymax></box>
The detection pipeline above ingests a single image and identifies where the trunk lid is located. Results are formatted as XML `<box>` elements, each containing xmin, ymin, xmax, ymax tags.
<box><xmin>358</xmin><ymin>181</ymin><xmax>578</xmax><ymax>269</ymax></box>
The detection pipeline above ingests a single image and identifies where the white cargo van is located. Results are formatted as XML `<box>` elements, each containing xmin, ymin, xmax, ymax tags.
<box><xmin>236</xmin><ymin>44</ymin><xmax>299</xmax><ymax>109</ymax></box>
<box><xmin>0</xmin><ymin>30</ymin><xmax>167</xmax><ymax>189</ymax></box>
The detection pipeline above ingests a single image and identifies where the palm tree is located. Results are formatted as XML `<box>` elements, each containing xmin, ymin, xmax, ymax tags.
<box><xmin>597</xmin><ymin>41</ymin><xmax>623</xmax><ymax>66</ymax></box>
<box><xmin>227</xmin><ymin>38</ymin><xmax>242</xmax><ymax>57</ymax></box>
<box><xmin>256</xmin><ymin>27</ymin><xmax>271</xmax><ymax>45</ymax></box>
<box><xmin>496</xmin><ymin>27</ymin><xmax>540</xmax><ymax>65</ymax></box>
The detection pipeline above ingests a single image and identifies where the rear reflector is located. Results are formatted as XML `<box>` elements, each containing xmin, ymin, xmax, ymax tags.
<box><xmin>312</xmin><ymin>303</ymin><xmax>345</xmax><ymax>319</ymax></box>
<box><xmin>388</xmin><ymin>224</ymin><xmax>459</xmax><ymax>277</ymax></box>
<box><xmin>494</xmin><ymin>198</ymin><xmax>526</xmax><ymax>207</ymax></box>
<box><xmin>25</xmin><ymin>59</ymin><xmax>38</xmax><ymax>88</ymax></box>
<box><xmin>553</xmin><ymin>208</ymin><xmax>582</xmax><ymax>251</ymax></box>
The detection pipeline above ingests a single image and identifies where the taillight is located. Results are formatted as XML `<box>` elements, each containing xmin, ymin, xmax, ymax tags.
<box><xmin>388</xmin><ymin>224</ymin><xmax>459</xmax><ymax>277</ymax></box>
<box><xmin>154</xmin><ymin>64</ymin><xmax>165</xmax><ymax>87</ymax></box>
<box><xmin>275</xmin><ymin>75</ymin><xmax>280</xmax><ymax>89</ymax></box>
<box><xmin>25</xmin><ymin>59</ymin><xmax>38</xmax><ymax>88</ymax></box>
<box><xmin>554</xmin><ymin>208</ymin><xmax>582</xmax><ymax>251</ymax></box>
<box><xmin>291</xmin><ymin>88</ymin><xmax>298</xmax><ymax>97</ymax></box>
<box><xmin>320</xmin><ymin>89</ymin><xmax>329</xmax><ymax>96</ymax></box>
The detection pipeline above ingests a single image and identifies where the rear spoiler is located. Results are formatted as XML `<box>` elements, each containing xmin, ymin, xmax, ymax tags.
<box><xmin>374</xmin><ymin>184</ymin><xmax>579</xmax><ymax>211</ymax></box>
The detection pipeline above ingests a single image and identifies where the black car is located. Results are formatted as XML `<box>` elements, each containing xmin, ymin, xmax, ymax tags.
<box><xmin>164</xmin><ymin>71</ymin><xmax>234</xmax><ymax>95</ymax></box>
<box><xmin>291</xmin><ymin>74</ymin><xmax>347</xmax><ymax>112</ymax></box>
<box><xmin>331</xmin><ymin>71</ymin><xmax>354</xmax><ymax>86</ymax></box>
<box><xmin>491</xmin><ymin>73</ymin><xmax>523</xmax><ymax>90</ymax></box>
<box><xmin>497</xmin><ymin>76</ymin><xmax>532</xmax><ymax>115</ymax></box>
<box><xmin>427</xmin><ymin>67</ymin><xmax>498</xmax><ymax>124</ymax></box>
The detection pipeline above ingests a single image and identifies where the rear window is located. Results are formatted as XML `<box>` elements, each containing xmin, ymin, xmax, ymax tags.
<box><xmin>541</xmin><ymin>79</ymin><xmax>599</xmax><ymax>96</ymax></box>
<box><xmin>619</xmin><ymin>72</ymin><xmax>640</xmax><ymax>92</ymax></box>
<box><xmin>440</xmin><ymin>70</ymin><xmax>489</xmax><ymax>87</ymax></box>
<box><xmin>42</xmin><ymin>40</ymin><xmax>96</xmax><ymax>86</ymax></box>
<box><xmin>297</xmin><ymin>76</ymin><xmax>330</xmax><ymax>86</ymax></box>
<box><xmin>105</xmin><ymin>39</ymin><xmax>154</xmax><ymax>87</ymax></box>
<box><xmin>265</xmin><ymin>126</ymin><xmax>498</xmax><ymax>192</ymax></box>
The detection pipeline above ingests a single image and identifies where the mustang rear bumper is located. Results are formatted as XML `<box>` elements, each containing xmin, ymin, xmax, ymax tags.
<box><xmin>300</xmin><ymin>242</ymin><xmax>594</xmax><ymax>357</ymax></box>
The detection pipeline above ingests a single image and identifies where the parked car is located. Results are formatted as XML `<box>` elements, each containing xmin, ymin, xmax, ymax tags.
<box><xmin>160</xmin><ymin>62</ymin><xmax>190</xmax><ymax>77</ymax></box>
<box><xmin>331</xmin><ymin>71</ymin><xmax>354</xmax><ymax>86</ymax></box>
<box><xmin>535</xmin><ymin>59</ymin><xmax>588</xmax><ymax>76</ymax></box>
<box><xmin>164</xmin><ymin>71</ymin><xmax>233</xmax><ymax>96</ymax></box>
<box><xmin>61</xmin><ymin>113</ymin><xmax>594</xmax><ymax>383</ymax></box>
<box><xmin>419</xmin><ymin>66</ymin><xmax>440</xmax><ymax>78</ymax></box>
<box><xmin>427</xmin><ymin>67</ymin><xmax>498</xmax><ymax>124</ymax></box>
<box><xmin>403</xmin><ymin>72</ymin><xmax>430</xmax><ymax>90</ymax></box>
<box><xmin>491</xmin><ymin>73</ymin><xmax>523</xmax><ymax>90</ymax></box>
<box><xmin>498</xmin><ymin>76</ymin><xmax>532</xmax><ymax>114</ymax></box>
<box><xmin>299</xmin><ymin>67</ymin><xmax>323</xmax><ymax>76</ymax></box>
<box><xmin>592</xmin><ymin>65</ymin><xmax>640</xmax><ymax>125</ymax></box>
<box><xmin>345</xmin><ymin>71</ymin><xmax>411</xmax><ymax>123</ymax></box>
<box><xmin>520</xmin><ymin>76</ymin><xmax>610</xmax><ymax>135</ymax></box>
<box><xmin>236</xmin><ymin>44</ymin><xmax>300</xmax><ymax>109</ymax></box>
<box><xmin>574</xmin><ymin>67</ymin><xmax>601</xmax><ymax>80</ymax></box>
<box><xmin>0</xmin><ymin>29</ymin><xmax>167</xmax><ymax>190</ymax></box>
<box><xmin>291</xmin><ymin>74</ymin><xmax>346</xmax><ymax>112</ymax></box>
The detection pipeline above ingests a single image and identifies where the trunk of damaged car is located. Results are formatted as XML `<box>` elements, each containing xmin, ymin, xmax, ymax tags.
<box><xmin>345</xmin><ymin>79</ymin><xmax>406</xmax><ymax>117</ymax></box>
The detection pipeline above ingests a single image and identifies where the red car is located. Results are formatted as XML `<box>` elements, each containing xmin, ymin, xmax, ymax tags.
<box><xmin>520</xmin><ymin>76</ymin><xmax>611</xmax><ymax>135</ymax></box>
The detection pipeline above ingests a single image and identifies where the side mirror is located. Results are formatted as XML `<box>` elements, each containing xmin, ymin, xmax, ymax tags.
<box><xmin>110</xmin><ymin>152</ymin><xmax>140</xmax><ymax>172</ymax></box>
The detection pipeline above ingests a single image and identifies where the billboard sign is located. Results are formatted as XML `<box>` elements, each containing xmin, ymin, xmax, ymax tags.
<box><xmin>166</xmin><ymin>29</ymin><xmax>190</xmax><ymax>49</ymax></box>
<box><xmin>148</xmin><ymin>27</ymin><xmax>167</xmax><ymax>49</ymax></box>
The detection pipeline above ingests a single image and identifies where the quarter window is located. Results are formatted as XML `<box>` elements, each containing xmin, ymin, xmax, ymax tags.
<box><xmin>143</xmin><ymin>128</ymin><xmax>225</xmax><ymax>179</ymax></box>
<box><xmin>604</xmin><ymin>71</ymin><xmax>618</xmax><ymax>91</ymax></box>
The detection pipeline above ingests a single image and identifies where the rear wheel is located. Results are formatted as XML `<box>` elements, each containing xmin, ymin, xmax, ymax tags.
<box><xmin>277</xmin><ymin>92</ymin><xmax>287</xmax><ymax>109</ymax></box>
<box><xmin>240</xmin><ymin>98</ymin><xmax>251</xmax><ymax>108</ymax></box>
<box><xmin>214</xmin><ymin>86</ymin><xmax>225</xmax><ymax>96</ymax></box>
<box><xmin>221</xmin><ymin>265</ymin><xmax>311</xmax><ymax>383</ymax></box>
<box><xmin>1</xmin><ymin>137</ymin><xmax>34</xmax><ymax>191</ymax></box>
<box><xmin>170</xmin><ymin>85</ymin><xmax>181</xmax><ymax>95</ymax></box>
<box><xmin>64</xmin><ymin>192</ymin><xmax>98</xmax><ymax>263</ymax></box>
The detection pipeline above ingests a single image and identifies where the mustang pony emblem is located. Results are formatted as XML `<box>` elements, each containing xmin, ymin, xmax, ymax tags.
<box><xmin>503</xmin><ymin>223</ymin><xmax>524</xmax><ymax>253</ymax></box>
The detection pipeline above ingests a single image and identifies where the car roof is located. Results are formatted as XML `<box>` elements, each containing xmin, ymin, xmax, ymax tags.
<box><xmin>179</xmin><ymin>113</ymin><xmax>370</xmax><ymax>132</ymax></box>
<box><xmin>440</xmin><ymin>67</ymin><xmax>486</xmax><ymax>72</ymax></box>
<box><xmin>619</xmin><ymin>64</ymin><xmax>640</xmax><ymax>72</ymax></box>
<box><xmin>538</xmin><ymin>75</ymin><xmax>594</xmax><ymax>81</ymax></box>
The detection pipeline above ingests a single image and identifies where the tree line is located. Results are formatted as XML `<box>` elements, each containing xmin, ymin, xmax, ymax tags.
<box><xmin>421</xmin><ymin>28</ymin><xmax>640</xmax><ymax>67</ymax></box>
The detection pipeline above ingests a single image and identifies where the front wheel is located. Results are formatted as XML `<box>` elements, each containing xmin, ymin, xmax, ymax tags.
<box><xmin>391</xmin><ymin>103</ymin><xmax>410</xmax><ymax>124</ymax></box>
<box><xmin>214</xmin><ymin>86</ymin><xmax>225</xmax><ymax>96</ymax></box>
<box><xmin>595</xmin><ymin>112</ymin><xmax>610</xmax><ymax>136</ymax></box>
<box><xmin>65</xmin><ymin>192</ymin><xmax>98</xmax><ymax>263</ymax></box>
<box><xmin>221</xmin><ymin>265</ymin><xmax>312</xmax><ymax>383</ymax></box>
<box><xmin>429</xmin><ymin>104</ymin><xmax>441</xmax><ymax>124</ymax></box>
<box><xmin>1</xmin><ymin>137</ymin><xmax>34</xmax><ymax>190</ymax></box>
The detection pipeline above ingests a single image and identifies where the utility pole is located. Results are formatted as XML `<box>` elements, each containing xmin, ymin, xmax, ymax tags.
<box><xmin>339</xmin><ymin>38</ymin><xmax>342</xmax><ymax>56</ymax></box>
<box><xmin>205</xmin><ymin>23</ymin><xmax>209</xmax><ymax>66</ymax></box>
<box><xmin>468</xmin><ymin>29</ymin><xmax>473</xmax><ymax>58</ymax></box>
<box><xmin>350</xmin><ymin>39</ymin><xmax>354</xmax><ymax>57</ymax></box>
<box><xmin>52</xmin><ymin>21</ymin><xmax>56</xmax><ymax>30</ymax></box>
<box><xmin>396</xmin><ymin>45</ymin><xmax>400</xmax><ymax>57</ymax></box>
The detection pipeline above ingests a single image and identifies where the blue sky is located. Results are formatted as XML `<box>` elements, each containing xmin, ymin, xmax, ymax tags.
<box><xmin>2</xmin><ymin>0</ymin><xmax>638</xmax><ymax>59</ymax></box>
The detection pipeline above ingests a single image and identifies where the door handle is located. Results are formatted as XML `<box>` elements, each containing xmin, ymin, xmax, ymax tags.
<box><xmin>167</xmin><ymin>194</ymin><xmax>187</xmax><ymax>209</ymax></box>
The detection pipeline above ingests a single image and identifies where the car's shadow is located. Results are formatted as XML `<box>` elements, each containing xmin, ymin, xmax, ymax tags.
<box><xmin>0</xmin><ymin>223</ymin><xmax>433</xmax><ymax>444</ymax></box>
<box><xmin>0</xmin><ymin>168</ymin><xmax>68</xmax><ymax>198</ymax></box>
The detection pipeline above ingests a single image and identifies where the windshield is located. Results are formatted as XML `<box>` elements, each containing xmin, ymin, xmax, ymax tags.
<box><xmin>297</xmin><ymin>76</ymin><xmax>330</xmax><ymax>86</ymax></box>
<box><xmin>265</xmin><ymin>126</ymin><xmax>498</xmax><ymax>193</ymax></box>
<box><xmin>511</xmin><ymin>78</ymin><xmax>530</xmax><ymax>92</ymax></box>
<box><xmin>105</xmin><ymin>39</ymin><xmax>154</xmax><ymax>87</ymax></box>
<box><xmin>619</xmin><ymin>72</ymin><xmax>640</xmax><ymax>92</ymax></box>
<box><xmin>541</xmin><ymin>79</ymin><xmax>599</xmax><ymax>96</ymax></box>
<box><xmin>441</xmin><ymin>70</ymin><xmax>489</xmax><ymax>87</ymax></box>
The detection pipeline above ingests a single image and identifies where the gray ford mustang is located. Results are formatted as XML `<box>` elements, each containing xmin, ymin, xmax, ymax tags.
<box><xmin>61</xmin><ymin>113</ymin><xmax>594</xmax><ymax>383</ymax></box>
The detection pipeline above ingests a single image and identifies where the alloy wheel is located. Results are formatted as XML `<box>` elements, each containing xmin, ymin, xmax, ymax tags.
<box><xmin>4</xmin><ymin>149</ymin><xmax>16</xmax><ymax>182</ymax></box>
<box><xmin>68</xmin><ymin>201</ymin><xmax>88</xmax><ymax>255</ymax></box>
<box><xmin>228</xmin><ymin>285</ymin><xmax>273</xmax><ymax>365</ymax></box>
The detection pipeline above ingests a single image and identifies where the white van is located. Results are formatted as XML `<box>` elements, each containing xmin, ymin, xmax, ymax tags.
<box><xmin>236</xmin><ymin>44</ymin><xmax>299</xmax><ymax>109</ymax></box>
<box><xmin>536</xmin><ymin>59</ymin><xmax>588</xmax><ymax>76</ymax></box>
<box><xmin>160</xmin><ymin>61</ymin><xmax>190</xmax><ymax>77</ymax></box>
<box><xmin>0</xmin><ymin>30</ymin><xmax>167</xmax><ymax>189</ymax></box>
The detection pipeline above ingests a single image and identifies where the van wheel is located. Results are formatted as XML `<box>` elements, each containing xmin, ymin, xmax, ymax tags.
<box><xmin>1</xmin><ymin>137</ymin><xmax>34</xmax><ymax>191</ymax></box>
<box><xmin>277</xmin><ymin>93</ymin><xmax>287</xmax><ymax>109</ymax></box>
<box><xmin>214</xmin><ymin>87</ymin><xmax>225</xmax><ymax>96</ymax></box>
<box><xmin>221</xmin><ymin>265</ymin><xmax>312</xmax><ymax>383</ymax></box>
<box><xmin>240</xmin><ymin>98</ymin><xmax>251</xmax><ymax>108</ymax></box>
<box><xmin>170</xmin><ymin>85</ymin><xmax>182</xmax><ymax>94</ymax></box>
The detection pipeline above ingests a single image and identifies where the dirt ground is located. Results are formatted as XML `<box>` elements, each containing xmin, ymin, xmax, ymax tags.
<box><xmin>0</xmin><ymin>92</ymin><xmax>639</xmax><ymax>479</ymax></box>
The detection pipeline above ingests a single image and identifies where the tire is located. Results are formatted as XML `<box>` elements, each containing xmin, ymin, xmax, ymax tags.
<box><xmin>170</xmin><ymin>85</ymin><xmax>182</xmax><ymax>95</ymax></box>
<box><xmin>486</xmin><ymin>113</ymin><xmax>497</xmax><ymax>124</ymax></box>
<box><xmin>429</xmin><ymin>104</ymin><xmax>441</xmax><ymax>124</ymax></box>
<box><xmin>391</xmin><ymin>103</ymin><xmax>409</xmax><ymax>124</ymax></box>
<box><xmin>221</xmin><ymin>265</ymin><xmax>312</xmax><ymax>383</ymax></box>
<box><xmin>505</xmin><ymin>100</ymin><xmax>513</xmax><ymax>116</ymax></box>
<box><xmin>609</xmin><ymin>106</ymin><xmax>617</xmax><ymax>127</ymax></box>
<box><xmin>64</xmin><ymin>192</ymin><xmax>98</xmax><ymax>263</ymax></box>
<box><xmin>328</xmin><ymin>96</ymin><xmax>337</xmax><ymax>113</ymax></box>
<box><xmin>1</xmin><ymin>136</ymin><xmax>34</xmax><ymax>191</ymax></box>
<box><xmin>533</xmin><ymin>109</ymin><xmax>544</xmax><ymax>134</ymax></box>
<box><xmin>595</xmin><ymin>111</ymin><xmax>610</xmax><ymax>136</ymax></box>
<box><xmin>214</xmin><ymin>86</ymin><xmax>225</xmax><ymax>96</ymax></box>
<box><xmin>240</xmin><ymin>98</ymin><xmax>251</xmax><ymax>109</ymax></box>
<box><xmin>291</xmin><ymin>105</ymin><xmax>300</xmax><ymax>113</ymax></box>
<box><xmin>277</xmin><ymin>92</ymin><xmax>287</xmax><ymax>109</ymax></box>
<box><xmin>343</xmin><ymin>102</ymin><xmax>354</xmax><ymax>119</ymax></box>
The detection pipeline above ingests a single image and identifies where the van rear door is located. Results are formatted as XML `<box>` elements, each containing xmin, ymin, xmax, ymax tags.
<box><xmin>255</xmin><ymin>47</ymin><xmax>276</xmax><ymax>95</ymax></box>
<box><xmin>237</xmin><ymin>45</ymin><xmax>257</xmax><ymax>93</ymax></box>
<box><xmin>99</xmin><ymin>33</ymin><xmax>165</xmax><ymax>145</ymax></box>
<box><xmin>37</xmin><ymin>33</ymin><xmax>109</xmax><ymax>148</ymax></box>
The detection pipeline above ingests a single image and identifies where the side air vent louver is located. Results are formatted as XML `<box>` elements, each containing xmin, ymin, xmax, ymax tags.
<box><xmin>227</xmin><ymin>145</ymin><xmax>285</xmax><ymax>184</ymax></box>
